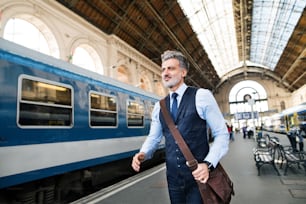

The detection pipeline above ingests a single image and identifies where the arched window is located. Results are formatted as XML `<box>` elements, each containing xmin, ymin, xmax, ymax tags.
<box><xmin>71</xmin><ymin>44</ymin><xmax>104</xmax><ymax>75</ymax></box>
<box><xmin>3</xmin><ymin>17</ymin><xmax>59</xmax><ymax>58</ymax></box>
<box><xmin>229</xmin><ymin>80</ymin><xmax>268</xmax><ymax>129</ymax></box>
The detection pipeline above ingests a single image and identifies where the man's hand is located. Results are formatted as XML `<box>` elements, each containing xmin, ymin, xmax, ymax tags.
<box><xmin>192</xmin><ymin>163</ymin><xmax>210</xmax><ymax>183</ymax></box>
<box><xmin>131</xmin><ymin>152</ymin><xmax>145</xmax><ymax>172</ymax></box>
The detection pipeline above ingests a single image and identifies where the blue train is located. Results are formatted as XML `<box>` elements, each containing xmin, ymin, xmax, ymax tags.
<box><xmin>0</xmin><ymin>39</ymin><xmax>164</xmax><ymax>202</ymax></box>
<box><xmin>264</xmin><ymin>103</ymin><xmax>306</xmax><ymax>135</ymax></box>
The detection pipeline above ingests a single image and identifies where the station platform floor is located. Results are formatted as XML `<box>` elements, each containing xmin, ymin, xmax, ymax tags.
<box><xmin>72</xmin><ymin>131</ymin><xmax>306</xmax><ymax>204</ymax></box>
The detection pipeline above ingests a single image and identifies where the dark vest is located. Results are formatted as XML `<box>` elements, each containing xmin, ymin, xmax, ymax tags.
<box><xmin>160</xmin><ymin>87</ymin><xmax>209</xmax><ymax>179</ymax></box>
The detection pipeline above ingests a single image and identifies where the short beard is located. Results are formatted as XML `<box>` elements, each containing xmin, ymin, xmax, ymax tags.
<box><xmin>162</xmin><ymin>76</ymin><xmax>181</xmax><ymax>89</ymax></box>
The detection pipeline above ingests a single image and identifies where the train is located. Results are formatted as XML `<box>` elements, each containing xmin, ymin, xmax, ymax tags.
<box><xmin>0</xmin><ymin>38</ymin><xmax>165</xmax><ymax>203</ymax></box>
<box><xmin>264</xmin><ymin>103</ymin><xmax>306</xmax><ymax>135</ymax></box>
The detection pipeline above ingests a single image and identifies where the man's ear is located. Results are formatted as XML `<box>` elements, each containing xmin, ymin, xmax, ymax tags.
<box><xmin>182</xmin><ymin>69</ymin><xmax>187</xmax><ymax>78</ymax></box>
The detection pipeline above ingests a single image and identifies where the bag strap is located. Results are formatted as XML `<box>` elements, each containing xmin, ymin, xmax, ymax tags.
<box><xmin>160</xmin><ymin>98</ymin><xmax>198</xmax><ymax>170</ymax></box>
<box><xmin>160</xmin><ymin>98</ymin><xmax>208</xmax><ymax>204</ymax></box>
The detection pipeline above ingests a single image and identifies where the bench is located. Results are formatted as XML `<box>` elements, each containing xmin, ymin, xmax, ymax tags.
<box><xmin>256</xmin><ymin>133</ymin><xmax>271</xmax><ymax>149</ymax></box>
<box><xmin>253</xmin><ymin>137</ymin><xmax>280</xmax><ymax>176</ymax></box>
<box><xmin>278</xmin><ymin>145</ymin><xmax>306</xmax><ymax>176</ymax></box>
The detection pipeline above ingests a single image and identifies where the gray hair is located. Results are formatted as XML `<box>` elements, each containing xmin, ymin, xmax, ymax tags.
<box><xmin>161</xmin><ymin>50</ymin><xmax>189</xmax><ymax>71</ymax></box>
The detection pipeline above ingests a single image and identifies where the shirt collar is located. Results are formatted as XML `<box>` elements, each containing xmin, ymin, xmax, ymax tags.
<box><xmin>170</xmin><ymin>83</ymin><xmax>187</xmax><ymax>98</ymax></box>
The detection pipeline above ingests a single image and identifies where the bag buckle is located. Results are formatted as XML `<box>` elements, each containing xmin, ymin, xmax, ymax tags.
<box><xmin>186</xmin><ymin>159</ymin><xmax>198</xmax><ymax>170</ymax></box>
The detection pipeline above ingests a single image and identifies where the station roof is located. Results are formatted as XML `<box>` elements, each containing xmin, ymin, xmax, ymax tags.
<box><xmin>56</xmin><ymin>0</ymin><xmax>306</xmax><ymax>93</ymax></box>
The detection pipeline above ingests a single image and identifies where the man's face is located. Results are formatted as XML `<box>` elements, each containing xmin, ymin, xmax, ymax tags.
<box><xmin>161</xmin><ymin>58</ymin><xmax>186</xmax><ymax>91</ymax></box>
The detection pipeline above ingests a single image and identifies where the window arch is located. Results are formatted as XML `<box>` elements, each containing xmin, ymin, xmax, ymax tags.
<box><xmin>3</xmin><ymin>16</ymin><xmax>59</xmax><ymax>58</ymax></box>
<box><xmin>71</xmin><ymin>44</ymin><xmax>104</xmax><ymax>75</ymax></box>
<box><xmin>228</xmin><ymin>80</ymin><xmax>268</xmax><ymax>129</ymax></box>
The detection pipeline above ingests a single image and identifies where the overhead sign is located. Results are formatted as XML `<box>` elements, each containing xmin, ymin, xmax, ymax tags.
<box><xmin>235</xmin><ymin>112</ymin><xmax>258</xmax><ymax>120</ymax></box>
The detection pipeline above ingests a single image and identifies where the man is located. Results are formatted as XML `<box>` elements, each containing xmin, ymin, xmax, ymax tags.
<box><xmin>131</xmin><ymin>50</ymin><xmax>229</xmax><ymax>203</ymax></box>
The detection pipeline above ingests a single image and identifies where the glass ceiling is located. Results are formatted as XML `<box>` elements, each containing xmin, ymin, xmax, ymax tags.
<box><xmin>177</xmin><ymin>0</ymin><xmax>306</xmax><ymax>78</ymax></box>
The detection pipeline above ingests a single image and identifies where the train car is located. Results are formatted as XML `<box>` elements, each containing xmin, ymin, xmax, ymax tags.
<box><xmin>270</xmin><ymin>112</ymin><xmax>286</xmax><ymax>134</ymax></box>
<box><xmin>264</xmin><ymin>103</ymin><xmax>306</xmax><ymax>135</ymax></box>
<box><xmin>282</xmin><ymin>103</ymin><xmax>306</xmax><ymax>133</ymax></box>
<box><xmin>0</xmin><ymin>39</ymin><xmax>164</xmax><ymax>202</ymax></box>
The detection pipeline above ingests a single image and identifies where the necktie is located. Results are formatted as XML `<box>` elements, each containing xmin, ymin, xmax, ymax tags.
<box><xmin>171</xmin><ymin>93</ymin><xmax>178</xmax><ymax>120</ymax></box>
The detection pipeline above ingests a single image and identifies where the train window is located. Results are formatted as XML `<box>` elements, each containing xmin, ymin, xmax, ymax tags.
<box><xmin>127</xmin><ymin>100</ymin><xmax>144</xmax><ymax>127</ymax></box>
<box><xmin>90</xmin><ymin>93</ymin><xmax>117</xmax><ymax>127</ymax></box>
<box><xmin>18</xmin><ymin>77</ymin><xmax>73</xmax><ymax>127</ymax></box>
<box><xmin>298</xmin><ymin>111</ymin><xmax>306</xmax><ymax>122</ymax></box>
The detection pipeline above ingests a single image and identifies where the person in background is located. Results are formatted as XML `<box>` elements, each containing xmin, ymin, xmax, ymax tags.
<box><xmin>131</xmin><ymin>50</ymin><xmax>229</xmax><ymax>204</ymax></box>
<box><xmin>242</xmin><ymin>125</ymin><xmax>247</xmax><ymax>139</ymax></box>
<box><xmin>226</xmin><ymin>123</ymin><xmax>234</xmax><ymax>141</ymax></box>
<box><xmin>287</xmin><ymin>124</ymin><xmax>304</xmax><ymax>152</ymax></box>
